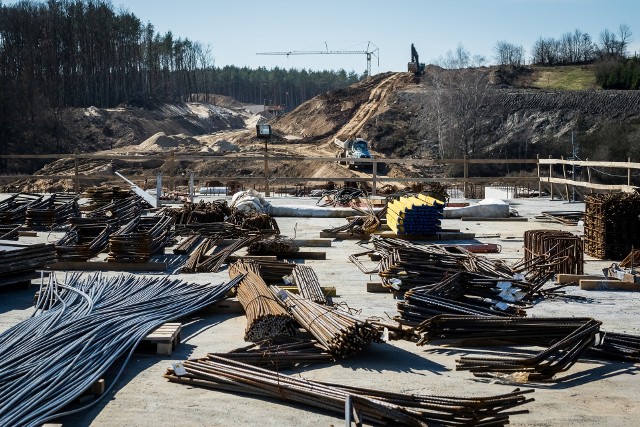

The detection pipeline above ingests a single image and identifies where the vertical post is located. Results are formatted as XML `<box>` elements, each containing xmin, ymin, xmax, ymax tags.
<box><xmin>537</xmin><ymin>154</ymin><xmax>541</xmax><ymax>198</ymax></box>
<box><xmin>74</xmin><ymin>155</ymin><xmax>79</xmax><ymax>194</ymax></box>
<box><xmin>587</xmin><ymin>158</ymin><xmax>593</xmax><ymax>194</ymax></box>
<box><xmin>549</xmin><ymin>155</ymin><xmax>554</xmax><ymax>200</ymax></box>
<box><xmin>345</xmin><ymin>395</ymin><xmax>352</xmax><ymax>427</ymax></box>
<box><xmin>463</xmin><ymin>155</ymin><xmax>469</xmax><ymax>198</ymax></box>
<box><xmin>156</xmin><ymin>173</ymin><xmax>162</xmax><ymax>208</ymax></box>
<box><xmin>371</xmin><ymin>160</ymin><xmax>377</xmax><ymax>197</ymax></box>
<box><xmin>264</xmin><ymin>138</ymin><xmax>270</xmax><ymax>197</ymax></box>
<box><xmin>561</xmin><ymin>155</ymin><xmax>569</xmax><ymax>200</ymax></box>
<box><xmin>168</xmin><ymin>150</ymin><xmax>175</xmax><ymax>192</ymax></box>
<box><xmin>628</xmin><ymin>156</ymin><xmax>632</xmax><ymax>188</ymax></box>
<box><xmin>189</xmin><ymin>173</ymin><xmax>195</xmax><ymax>203</ymax></box>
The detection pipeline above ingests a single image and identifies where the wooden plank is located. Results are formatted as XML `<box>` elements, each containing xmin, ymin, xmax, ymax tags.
<box><xmin>205</xmin><ymin>298</ymin><xmax>244</xmax><ymax>314</ymax></box>
<box><xmin>46</xmin><ymin>261</ymin><xmax>167</xmax><ymax>272</ymax></box>
<box><xmin>227</xmin><ymin>255</ymin><xmax>278</xmax><ymax>262</ymax></box>
<box><xmin>279</xmin><ymin>285</ymin><xmax>337</xmax><ymax>297</ymax></box>
<box><xmin>557</xmin><ymin>274</ymin><xmax>605</xmax><ymax>285</ymax></box>
<box><xmin>579</xmin><ymin>279</ymin><xmax>640</xmax><ymax>291</ymax></box>
<box><xmin>276</xmin><ymin>251</ymin><xmax>326</xmax><ymax>260</ymax></box>
<box><xmin>17</xmin><ymin>231</ymin><xmax>38</xmax><ymax>237</ymax></box>
<box><xmin>543</xmin><ymin>177</ymin><xmax>636</xmax><ymax>192</ymax></box>
<box><xmin>366</xmin><ymin>282</ymin><xmax>388</xmax><ymax>293</ymax></box>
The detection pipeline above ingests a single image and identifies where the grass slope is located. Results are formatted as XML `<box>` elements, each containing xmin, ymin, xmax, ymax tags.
<box><xmin>530</xmin><ymin>65</ymin><xmax>597</xmax><ymax>90</ymax></box>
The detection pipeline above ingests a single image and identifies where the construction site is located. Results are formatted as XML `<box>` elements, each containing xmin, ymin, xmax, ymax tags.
<box><xmin>1</xmin><ymin>60</ymin><xmax>640</xmax><ymax>427</ymax></box>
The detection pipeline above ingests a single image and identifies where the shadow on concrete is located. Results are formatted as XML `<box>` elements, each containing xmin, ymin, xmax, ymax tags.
<box><xmin>338</xmin><ymin>341</ymin><xmax>448</xmax><ymax>375</ymax></box>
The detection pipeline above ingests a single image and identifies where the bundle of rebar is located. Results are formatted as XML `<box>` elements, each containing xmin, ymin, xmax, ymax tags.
<box><xmin>168</xmin><ymin>199</ymin><xmax>230</xmax><ymax>225</ymax></box>
<box><xmin>0</xmin><ymin>224</ymin><xmax>21</xmax><ymax>240</ymax></box>
<box><xmin>386</xmin><ymin>194</ymin><xmax>444</xmax><ymax>235</ymax></box>
<box><xmin>0</xmin><ymin>242</ymin><xmax>56</xmax><ymax>287</ymax></box>
<box><xmin>208</xmin><ymin>337</ymin><xmax>334</xmax><ymax>370</ymax></box>
<box><xmin>25</xmin><ymin>194</ymin><xmax>80</xmax><ymax>228</ymax></box>
<box><xmin>247</xmin><ymin>235</ymin><xmax>299</xmax><ymax>254</ymax></box>
<box><xmin>107</xmin><ymin>215</ymin><xmax>174</xmax><ymax>263</ymax></box>
<box><xmin>55</xmin><ymin>222</ymin><xmax>114</xmax><ymax>262</ymax></box>
<box><xmin>229</xmin><ymin>261</ymin><xmax>296</xmax><ymax>342</ymax></box>
<box><xmin>227</xmin><ymin>211</ymin><xmax>280</xmax><ymax>234</ymax></box>
<box><xmin>524</xmin><ymin>229</ymin><xmax>583</xmax><ymax>275</ymax></box>
<box><xmin>165</xmin><ymin>355</ymin><xmax>534</xmax><ymax>426</ymax></box>
<box><xmin>0</xmin><ymin>272</ymin><xmax>243</xmax><ymax>426</ymax></box>
<box><xmin>273</xmin><ymin>287</ymin><xmax>381</xmax><ymax>357</ymax></box>
<box><xmin>0</xmin><ymin>193</ymin><xmax>42</xmax><ymax>224</ymax></box>
<box><xmin>584</xmin><ymin>192</ymin><xmax>640</xmax><ymax>259</ymax></box>
<box><xmin>316</xmin><ymin>187</ymin><xmax>366</xmax><ymax>207</ymax></box>
<box><xmin>292</xmin><ymin>264</ymin><xmax>328</xmax><ymax>305</ymax></box>
<box><xmin>75</xmin><ymin>195</ymin><xmax>149</xmax><ymax>226</ymax></box>
<box><xmin>181</xmin><ymin>235</ymin><xmax>259</xmax><ymax>273</ymax></box>
<box><xmin>174</xmin><ymin>221</ymin><xmax>248</xmax><ymax>238</ymax></box>
<box><xmin>456</xmin><ymin>318</ymin><xmax>601</xmax><ymax>380</ymax></box>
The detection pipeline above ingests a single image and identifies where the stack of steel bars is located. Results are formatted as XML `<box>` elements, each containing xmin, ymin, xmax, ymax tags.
<box><xmin>0</xmin><ymin>193</ymin><xmax>42</xmax><ymax>224</ymax></box>
<box><xmin>273</xmin><ymin>287</ymin><xmax>381</xmax><ymax>357</ymax></box>
<box><xmin>0</xmin><ymin>242</ymin><xmax>56</xmax><ymax>287</ymax></box>
<box><xmin>292</xmin><ymin>264</ymin><xmax>328</xmax><ymax>305</ymax></box>
<box><xmin>168</xmin><ymin>199</ymin><xmax>230</xmax><ymax>224</ymax></box>
<box><xmin>229</xmin><ymin>261</ymin><xmax>296</xmax><ymax>342</ymax></box>
<box><xmin>165</xmin><ymin>356</ymin><xmax>534</xmax><ymax>426</ymax></box>
<box><xmin>247</xmin><ymin>235</ymin><xmax>299</xmax><ymax>254</ymax></box>
<box><xmin>0</xmin><ymin>224</ymin><xmax>21</xmax><ymax>240</ymax></box>
<box><xmin>180</xmin><ymin>235</ymin><xmax>259</xmax><ymax>273</ymax></box>
<box><xmin>107</xmin><ymin>215</ymin><xmax>174</xmax><ymax>263</ymax></box>
<box><xmin>0</xmin><ymin>272</ymin><xmax>243</xmax><ymax>426</ymax></box>
<box><xmin>80</xmin><ymin>195</ymin><xmax>150</xmax><ymax>226</ymax></box>
<box><xmin>55</xmin><ymin>223</ymin><xmax>114</xmax><ymax>262</ymax></box>
<box><xmin>584</xmin><ymin>192</ymin><xmax>640</xmax><ymax>259</ymax></box>
<box><xmin>524</xmin><ymin>229</ymin><xmax>583</xmax><ymax>275</ymax></box>
<box><xmin>386</xmin><ymin>194</ymin><xmax>444</xmax><ymax>235</ymax></box>
<box><xmin>207</xmin><ymin>337</ymin><xmax>334</xmax><ymax>370</ymax></box>
<box><xmin>25</xmin><ymin>194</ymin><xmax>80</xmax><ymax>228</ymax></box>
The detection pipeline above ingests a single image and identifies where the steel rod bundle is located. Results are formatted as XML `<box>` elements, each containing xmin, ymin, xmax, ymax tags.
<box><xmin>208</xmin><ymin>337</ymin><xmax>334</xmax><ymax>370</ymax></box>
<box><xmin>172</xmin><ymin>234</ymin><xmax>205</xmax><ymax>255</ymax></box>
<box><xmin>107</xmin><ymin>215</ymin><xmax>174</xmax><ymax>263</ymax></box>
<box><xmin>0</xmin><ymin>193</ymin><xmax>42</xmax><ymax>224</ymax></box>
<box><xmin>168</xmin><ymin>199</ymin><xmax>230</xmax><ymax>224</ymax></box>
<box><xmin>456</xmin><ymin>319</ymin><xmax>601</xmax><ymax>380</ymax></box>
<box><xmin>0</xmin><ymin>272</ymin><xmax>244</xmax><ymax>427</ymax></box>
<box><xmin>250</xmin><ymin>259</ymin><xmax>296</xmax><ymax>285</ymax></box>
<box><xmin>292</xmin><ymin>264</ymin><xmax>328</xmax><ymax>305</ymax></box>
<box><xmin>386</xmin><ymin>194</ymin><xmax>444</xmax><ymax>235</ymax></box>
<box><xmin>79</xmin><ymin>195</ymin><xmax>150</xmax><ymax>226</ymax></box>
<box><xmin>165</xmin><ymin>355</ymin><xmax>534</xmax><ymax>426</ymax></box>
<box><xmin>316</xmin><ymin>187</ymin><xmax>366</xmax><ymax>207</ymax></box>
<box><xmin>584</xmin><ymin>192</ymin><xmax>640</xmax><ymax>259</ymax></box>
<box><xmin>0</xmin><ymin>242</ymin><xmax>56</xmax><ymax>287</ymax></box>
<box><xmin>227</xmin><ymin>211</ymin><xmax>280</xmax><ymax>234</ymax></box>
<box><xmin>524</xmin><ymin>229</ymin><xmax>583</xmax><ymax>275</ymax></box>
<box><xmin>0</xmin><ymin>224</ymin><xmax>21</xmax><ymax>240</ymax></box>
<box><xmin>247</xmin><ymin>235</ymin><xmax>299</xmax><ymax>254</ymax></box>
<box><xmin>174</xmin><ymin>221</ymin><xmax>249</xmax><ymax>238</ymax></box>
<box><xmin>273</xmin><ymin>287</ymin><xmax>381</xmax><ymax>357</ymax></box>
<box><xmin>55</xmin><ymin>222</ymin><xmax>114</xmax><ymax>262</ymax></box>
<box><xmin>25</xmin><ymin>194</ymin><xmax>80</xmax><ymax>228</ymax></box>
<box><xmin>181</xmin><ymin>235</ymin><xmax>259</xmax><ymax>273</ymax></box>
<box><xmin>229</xmin><ymin>261</ymin><xmax>296</xmax><ymax>342</ymax></box>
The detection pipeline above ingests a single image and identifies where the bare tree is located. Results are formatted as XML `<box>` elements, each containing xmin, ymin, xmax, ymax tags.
<box><xmin>494</xmin><ymin>41</ymin><xmax>525</xmax><ymax>66</ymax></box>
<box><xmin>618</xmin><ymin>23</ymin><xmax>633</xmax><ymax>56</ymax></box>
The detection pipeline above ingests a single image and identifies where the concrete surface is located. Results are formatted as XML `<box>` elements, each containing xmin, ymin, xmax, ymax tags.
<box><xmin>1</xmin><ymin>195</ymin><xmax>639</xmax><ymax>426</ymax></box>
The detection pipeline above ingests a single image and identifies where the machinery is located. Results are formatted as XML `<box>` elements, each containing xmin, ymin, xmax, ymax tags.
<box><xmin>334</xmin><ymin>137</ymin><xmax>373</xmax><ymax>170</ymax></box>
<box><xmin>408</xmin><ymin>43</ymin><xmax>425</xmax><ymax>79</ymax></box>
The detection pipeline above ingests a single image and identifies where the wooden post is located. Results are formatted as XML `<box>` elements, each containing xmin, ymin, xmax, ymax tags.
<box><xmin>168</xmin><ymin>150</ymin><xmax>175</xmax><ymax>192</ymax></box>
<box><xmin>561</xmin><ymin>156</ymin><xmax>569</xmax><ymax>200</ymax></box>
<box><xmin>264</xmin><ymin>139</ymin><xmax>270</xmax><ymax>197</ymax></box>
<box><xmin>537</xmin><ymin>154</ymin><xmax>541</xmax><ymax>198</ymax></box>
<box><xmin>628</xmin><ymin>157</ymin><xmax>632</xmax><ymax>187</ymax></box>
<box><xmin>156</xmin><ymin>173</ymin><xmax>162</xmax><ymax>207</ymax></box>
<box><xmin>371</xmin><ymin>160</ymin><xmax>377</xmax><ymax>196</ymax></box>
<box><xmin>189</xmin><ymin>173</ymin><xmax>195</xmax><ymax>203</ymax></box>
<box><xmin>587</xmin><ymin>158</ymin><xmax>593</xmax><ymax>194</ymax></box>
<box><xmin>463</xmin><ymin>155</ymin><xmax>469</xmax><ymax>198</ymax></box>
<box><xmin>74</xmin><ymin>155</ymin><xmax>79</xmax><ymax>194</ymax></box>
<box><xmin>549</xmin><ymin>155</ymin><xmax>554</xmax><ymax>200</ymax></box>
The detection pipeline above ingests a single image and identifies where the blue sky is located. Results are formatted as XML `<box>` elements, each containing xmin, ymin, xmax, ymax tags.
<box><xmin>6</xmin><ymin>0</ymin><xmax>640</xmax><ymax>73</ymax></box>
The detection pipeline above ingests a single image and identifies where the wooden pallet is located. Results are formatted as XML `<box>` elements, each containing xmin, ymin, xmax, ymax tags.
<box><xmin>140</xmin><ymin>323</ymin><xmax>182</xmax><ymax>355</ymax></box>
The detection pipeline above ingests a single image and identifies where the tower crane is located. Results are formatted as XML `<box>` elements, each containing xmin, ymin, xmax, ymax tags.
<box><xmin>256</xmin><ymin>41</ymin><xmax>379</xmax><ymax>75</ymax></box>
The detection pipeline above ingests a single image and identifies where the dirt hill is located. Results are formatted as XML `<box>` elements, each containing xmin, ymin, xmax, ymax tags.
<box><xmin>18</xmin><ymin>66</ymin><xmax>640</xmax><ymax>192</ymax></box>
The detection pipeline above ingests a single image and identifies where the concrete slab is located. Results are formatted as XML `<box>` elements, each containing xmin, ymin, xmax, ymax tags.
<box><xmin>0</xmin><ymin>196</ymin><xmax>638</xmax><ymax>426</ymax></box>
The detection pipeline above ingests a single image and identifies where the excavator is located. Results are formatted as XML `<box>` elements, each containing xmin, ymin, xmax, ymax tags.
<box><xmin>408</xmin><ymin>43</ymin><xmax>425</xmax><ymax>81</ymax></box>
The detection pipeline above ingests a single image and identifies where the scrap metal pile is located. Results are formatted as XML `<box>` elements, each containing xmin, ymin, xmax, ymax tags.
<box><xmin>0</xmin><ymin>272</ymin><xmax>243</xmax><ymax>426</ymax></box>
<box><xmin>165</xmin><ymin>356</ymin><xmax>534</xmax><ymax>426</ymax></box>
<box><xmin>584</xmin><ymin>192</ymin><xmax>640</xmax><ymax>259</ymax></box>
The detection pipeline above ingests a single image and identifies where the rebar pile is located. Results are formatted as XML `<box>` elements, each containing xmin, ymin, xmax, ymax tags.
<box><xmin>25</xmin><ymin>194</ymin><xmax>80</xmax><ymax>228</ymax></box>
<box><xmin>247</xmin><ymin>235</ymin><xmax>299</xmax><ymax>254</ymax></box>
<box><xmin>229</xmin><ymin>261</ymin><xmax>296</xmax><ymax>342</ymax></box>
<box><xmin>165</xmin><ymin>355</ymin><xmax>534</xmax><ymax>426</ymax></box>
<box><xmin>83</xmin><ymin>195</ymin><xmax>150</xmax><ymax>226</ymax></box>
<box><xmin>0</xmin><ymin>242</ymin><xmax>56</xmax><ymax>287</ymax></box>
<box><xmin>322</xmin><ymin>206</ymin><xmax>386</xmax><ymax>236</ymax></box>
<box><xmin>524</xmin><ymin>229</ymin><xmax>583</xmax><ymax>275</ymax></box>
<box><xmin>227</xmin><ymin>211</ymin><xmax>280</xmax><ymax>234</ymax></box>
<box><xmin>386</xmin><ymin>194</ymin><xmax>444</xmax><ymax>235</ymax></box>
<box><xmin>273</xmin><ymin>287</ymin><xmax>381</xmax><ymax>357</ymax></box>
<box><xmin>181</xmin><ymin>235</ymin><xmax>259</xmax><ymax>273</ymax></box>
<box><xmin>55</xmin><ymin>223</ymin><xmax>114</xmax><ymax>262</ymax></box>
<box><xmin>292</xmin><ymin>264</ymin><xmax>328</xmax><ymax>305</ymax></box>
<box><xmin>250</xmin><ymin>259</ymin><xmax>296</xmax><ymax>285</ymax></box>
<box><xmin>81</xmin><ymin>186</ymin><xmax>133</xmax><ymax>208</ymax></box>
<box><xmin>584</xmin><ymin>192</ymin><xmax>640</xmax><ymax>259</ymax></box>
<box><xmin>107</xmin><ymin>215</ymin><xmax>174</xmax><ymax>263</ymax></box>
<box><xmin>174</xmin><ymin>222</ymin><xmax>249</xmax><ymax>238</ymax></box>
<box><xmin>0</xmin><ymin>272</ymin><xmax>243</xmax><ymax>426</ymax></box>
<box><xmin>208</xmin><ymin>337</ymin><xmax>334</xmax><ymax>370</ymax></box>
<box><xmin>0</xmin><ymin>224</ymin><xmax>21</xmax><ymax>240</ymax></box>
<box><xmin>456</xmin><ymin>318</ymin><xmax>601</xmax><ymax>380</ymax></box>
<box><xmin>0</xmin><ymin>193</ymin><xmax>42</xmax><ymax>224</ymax></box>
<box><xmin>168</xmin><ymin>199</ymin><xmax>230</xmax><ymax>225</ymax></box>
<box><xmin>316</xmin><ymin>187</ymin><xmax>366</xmax><ymax>207</ymax></box>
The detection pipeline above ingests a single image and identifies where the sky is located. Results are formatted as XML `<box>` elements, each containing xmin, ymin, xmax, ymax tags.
<box><xmin>6</xmin><ymin>0</ymin><xmax>640</xmax><ymax>74</ymax></box>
